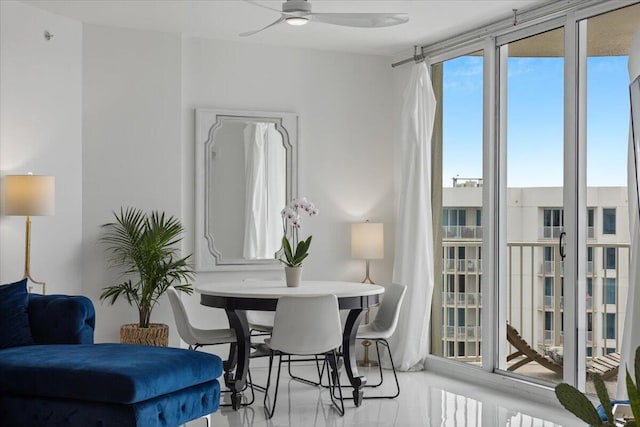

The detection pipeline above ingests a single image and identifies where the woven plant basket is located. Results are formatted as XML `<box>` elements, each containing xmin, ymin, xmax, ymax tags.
<box><xmin>120</xmin><ymin>323</ymin><xmax>169</xmax><ymax>347</ymax></box>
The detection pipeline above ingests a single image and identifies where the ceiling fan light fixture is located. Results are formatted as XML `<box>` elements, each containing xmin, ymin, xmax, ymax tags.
<box><xmin>286</xmin><ymin>16</ymin><xmax>309</xmax><ymax>26</ymax></box>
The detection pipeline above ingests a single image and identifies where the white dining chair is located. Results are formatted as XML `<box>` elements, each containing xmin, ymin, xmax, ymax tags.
<box><xmin>263</xmin><ymin>294</ymin><xmax>345</xmax><ymax>419</ymax></box>
<box><xmin>356</xmin><ymin>283</ymin><xmax>407</xmax><ymax>399</ymax></box>
<box><xmin>247</xmin><ymin>306</ymin><xmax>325</xmax><ymax>387</ymax></box>
<box><xmin>167</xmin><ymin>286</ymin><xmax>256</xmax><ymax>408</ymax></box>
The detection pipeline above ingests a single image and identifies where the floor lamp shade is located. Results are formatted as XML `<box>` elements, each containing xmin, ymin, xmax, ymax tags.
<box><xmin>4</xmin><ymin>175</ymin><xmax>55</xmax><ymax>216</ymax></box>
<box><xmin>351</xmin><ymin>222</ymin><xmax>384</xmax><ymax>260</ymax></box>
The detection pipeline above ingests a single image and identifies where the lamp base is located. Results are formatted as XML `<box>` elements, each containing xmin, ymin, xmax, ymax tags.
<box><xmin>357</xmin><ymin>360</ymin><xmax>380</xmax><ymax>368</ymax></box>
<box><xmin>356</xmin><ymin>293</ymin><xmax>378</xmax><ymax>367</ymax></box>
<box><xmin>23</xmin><ymin>216</ymin><xmax>46</xmax><ymax>294</ymax></box>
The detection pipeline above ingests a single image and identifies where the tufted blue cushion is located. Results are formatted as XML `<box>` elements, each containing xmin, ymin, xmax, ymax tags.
<box><xmin>28</xmin><ymin>294</ymin><xmax>95</xmax><ymax>344</ymax></box>
<box><xmin>0</xmin><ymin>343</ymin><xmax>223</xmax><ymax>404</ymax></box>
<box><xmin>0</xmin><ymin>379</ymin><xmax>220</xmax><ymax>427</ymax></box>
<box><xmin>0</xmin><ymin>278</ymin><xmax>34</xmax><ymax>349</ymax></box>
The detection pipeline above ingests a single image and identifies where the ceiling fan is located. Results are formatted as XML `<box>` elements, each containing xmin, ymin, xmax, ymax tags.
<box><xmin>240</xmin><ymin>0</ymin><xmax>409</xmax><ymax>37</ymax></box>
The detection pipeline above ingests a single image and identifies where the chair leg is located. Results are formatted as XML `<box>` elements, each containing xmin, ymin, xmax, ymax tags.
<box><xmin>366</xmin><ymin>339</ymin><xmax>385</xmax><ymax>388</ymax></box>
<box><xmin>287</xmin><ymin>354</ymin><xmax>326</xmax><ymax>386</ymax></box>
<box><xmin>327</xmin><ymin>350</ymin><xmax>345</xmax><ymax>416</ymax></box>
<box><xmin>263</xmin><ymin>352</ymin><xmax>283</xmax><ymax>419</ymax></box>
<box><xmin>341</xmin><ymin>339</ymin><xmax>400</xmax><ymax>400</ymax></box>
<box><xmin>362</xmin><ymin>339</ymin><xmax>400</xmax><ymax>400</ymax></box>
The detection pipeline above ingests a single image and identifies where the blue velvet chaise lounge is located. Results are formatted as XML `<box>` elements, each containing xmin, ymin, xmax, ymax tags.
<box><xmin>0</xmin><ymin>280</ymin><xmax>223</xmax><ymax>427</ymax></box>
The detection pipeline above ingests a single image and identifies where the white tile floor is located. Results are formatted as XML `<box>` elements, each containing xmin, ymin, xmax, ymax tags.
<box><xmin>188</xmin><ymin>363</ymin><xmax>585</xmax><ymax>427</ymax></box>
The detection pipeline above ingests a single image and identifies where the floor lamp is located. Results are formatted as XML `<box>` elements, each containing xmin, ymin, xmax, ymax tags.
<box><xmin>4</xmin><ymin>174</ymin><xmax>55</xmax><ymax>294</ymax></box>
<box><xmin>351</xmin><ymin>220</ymin><xmax>384</xmax><ymax>366</ymax></box>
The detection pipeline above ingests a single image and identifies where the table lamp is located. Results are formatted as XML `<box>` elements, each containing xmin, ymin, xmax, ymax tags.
<box><xmin>351</xmin><ymin>221</ymin><xmax>384</xmax><ymax>284</ymax></box>
<box><xmin>4</xmin><ymin>174</ymin><xmax>55</xmax><ymax>294</ymax></box>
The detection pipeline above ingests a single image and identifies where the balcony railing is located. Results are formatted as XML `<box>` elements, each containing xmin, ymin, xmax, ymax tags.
<box><xmin>442</xmin><ymin>225</ymin><xmax>483</xmax><ymax>239</ymax></box>
<box><xmin>436</xmin><ymin>240</ymin><xmax>630</xmax><ymax>361</ymax></box>
<box><xmin>442</xmin><ymin>292</ymin><xmax>482</xmax><ymax>307</ymax></box>
<box><xmin>541</xmin><ymin>260</ymin><xmax>564</xmax><ymax>275</ymax></box>
<box><xmin>544</xmin><ymin>226</ymin><xmax>595</xmax><ymax>239</ymax></box>
<box><xmin>543</xmin><ymin>295</ymin><xmax>553</xmax><ymax>308</ymax></box>
<box><xmin>442</xmin><ymin>325</ymin><xmax>481</xmax><ymax>340</ymax></box>
<box><xmin>543</xmin><ymin>226</ymin><xmax>564</xmax><ymax>238</ymax></box>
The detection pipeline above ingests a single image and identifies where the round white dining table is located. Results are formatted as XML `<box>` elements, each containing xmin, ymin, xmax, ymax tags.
<box><xmin>197</xmin><ymin>280</ymin><xmax>384</xmax><ymax>410</ymax></box>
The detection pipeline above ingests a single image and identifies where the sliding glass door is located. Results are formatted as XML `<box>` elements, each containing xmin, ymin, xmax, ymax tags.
<box><xmin>495</xmin><ymin>3</ymin><xmax>638</xmax><ymax>391</ymax></box>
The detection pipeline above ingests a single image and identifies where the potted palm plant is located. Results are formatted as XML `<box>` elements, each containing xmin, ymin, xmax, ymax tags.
<box><xmin>100</xmin><ymin>207</ymin><xmax>194</xmax><ymax>346</ymax></box>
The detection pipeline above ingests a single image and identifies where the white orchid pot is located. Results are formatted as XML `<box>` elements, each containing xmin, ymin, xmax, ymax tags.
<box><xmin>285</xmin><ymin>266</ymin><xmax>302</xmax><ymax>287</ymax></box>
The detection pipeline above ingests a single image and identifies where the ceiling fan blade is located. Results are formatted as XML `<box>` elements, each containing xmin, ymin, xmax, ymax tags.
<box><xmin>240</xmin><ymin>15</ymin><xmax>287</xmax><ymax>37</ymax></box>
<box><xmin>243</xmin><ymin>0</ymin><xmax>283</xmax><ymax>14</ymax></box>
<box><xmin>310</xmin><ymin>13</ymin><xmax>409</xmax><ymax>28</ymax></box>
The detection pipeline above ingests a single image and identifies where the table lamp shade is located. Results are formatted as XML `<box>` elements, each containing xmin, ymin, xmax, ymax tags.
<box><xmin>351</xmin><ymin>222</ymin><xmax>384</xmax><ymax>260</ymax></box>
<box><xmin>4</xmin><ymin>175</ymin><xmax>55</xmax><ymax>216</ymax></box>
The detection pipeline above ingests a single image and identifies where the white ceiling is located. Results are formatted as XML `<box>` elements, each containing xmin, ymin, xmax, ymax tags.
<box><xmin>23</xmin><ymin>0</ymin><xmax>544</xmax><ymax>57</ymax></box>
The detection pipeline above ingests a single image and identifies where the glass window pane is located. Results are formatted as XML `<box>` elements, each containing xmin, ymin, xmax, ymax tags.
<box><xmin>603</xmin><ymin>208</ymin><xmax>616</xmax><ymax>234</ymax></box>
<box><xmin>503</xmin><ymin>26</ymin><xmax>564</xmax><ymax>384</ymax></box>
<box><xmin>603</xmin><ymin>278</ymin><xmax>616</xmax><ymax>304</ymax></box>
<box><xmin>432</xmin><ymin>50</ymin><xmax>484</xmax><ymax>365</ymax></box>
<box><xmin>603</xmin><ymin>247</ymin><xmax>616</xmax><ymax>269</ymax></box>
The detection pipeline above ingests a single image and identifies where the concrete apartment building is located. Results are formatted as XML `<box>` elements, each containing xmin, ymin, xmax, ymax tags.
<box><xmin>436</xmin><ymin>181</ymin><xmax>630</xmax><ymax>368</ymax></box>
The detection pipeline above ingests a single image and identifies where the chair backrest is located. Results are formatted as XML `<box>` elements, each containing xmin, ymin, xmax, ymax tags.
<box><xmin>167</xmin><ymin>286</ymin><xmax>198</xmax><ymax>346</ymax></box>
<box><xmin>269</xmin><ymin>294</ymin><xmax>342</xmax><ymax>355</ymax></box>
<box><xmin>369</xmin><ymin>284</ymin><xmax>407</xmax><ymax>335</ymax></box>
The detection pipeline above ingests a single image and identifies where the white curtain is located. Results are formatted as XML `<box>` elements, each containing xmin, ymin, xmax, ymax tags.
<box><xmin>617</xmin><ymin>28</ymin><xmax>640</xmax><ymax>398</ymax></box>
<box><xmin>388</xmin><ymin>61</ymin><xmax>437</xmax><ymax>371</ymax></box>
<box><xmin>265</xmin><ymin>124</ymin><xmax>286</xmax><ymax>254</ymax></box>
<box><xmin>242</xmin><ymin>123</ymin><xmax>284</xmax><ymax>259</ymax></box>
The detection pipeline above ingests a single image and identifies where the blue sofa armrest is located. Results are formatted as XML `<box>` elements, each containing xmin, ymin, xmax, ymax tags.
<box><xmin>28</xmin><ymin>294</ymin><xmax>95</xmax><ymax>344</ymax></box>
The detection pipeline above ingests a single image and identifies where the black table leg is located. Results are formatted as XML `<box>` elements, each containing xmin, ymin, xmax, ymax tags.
<box><xmin>343</xmin><ymin>308</ymin><xmax>367</xmax><ymax>406</ymax></box>
<box><xmin>225</xmin><ymin>309</ymin><xmax>250</xmax><ymax>410</ymax></box>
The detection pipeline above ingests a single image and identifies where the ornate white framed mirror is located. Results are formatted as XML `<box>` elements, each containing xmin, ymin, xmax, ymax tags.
<box><xmin>195</xmin><ymin>109</ymin><xmax>298</xmax><ymax>271</ymax></box>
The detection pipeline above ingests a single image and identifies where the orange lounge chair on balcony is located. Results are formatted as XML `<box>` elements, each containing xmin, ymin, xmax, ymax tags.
<box><xmin>506</xmin><ymin>323</ymin><xmax>620</xmax><ymax>379</ymax></box>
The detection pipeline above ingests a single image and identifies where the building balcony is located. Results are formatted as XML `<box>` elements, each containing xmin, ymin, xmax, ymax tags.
<box><xmin>540</xmin><ymin>260</ymin><xmax>564</xmax><ymax>275</ymax></box>
<box><xmin>442</xmin><ymin>258</ymin><xmax>483</xmax><ymax>274</ymax></box>
<box><xmin>442</xmin><ymin>225</ymin><xmax>483</xmax><ymax>240</ymax></box>
<box><xmin>442</xmin><ymin>292</ymin><xmax>482</xmax><ymax>307</ymax></box>
<box><xmin>442</xmin><ymin>325</ymin><xmax>481</xmax><ymax>339</ymax></box>
<box><xmin>543</xmin><ymin>295</ymin><xmax>553</xmax><ymax>309</ymax></box>
<box><xmin>542</xmin><ymin>226</ymin><xmax>564</xmax><ymax>239</ymax></box>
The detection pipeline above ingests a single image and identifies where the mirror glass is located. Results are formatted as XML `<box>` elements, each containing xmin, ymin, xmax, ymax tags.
<box><xmin>195</xmin><ymin>109</ymin><xmax>298</xmax><ymax>271</ymax></box>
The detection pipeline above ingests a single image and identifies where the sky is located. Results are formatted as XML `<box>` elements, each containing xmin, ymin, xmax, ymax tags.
<box><xmin>442</xmin><ymin>54</ymin><xmax>630</xmax><ymax>188</ymax></box>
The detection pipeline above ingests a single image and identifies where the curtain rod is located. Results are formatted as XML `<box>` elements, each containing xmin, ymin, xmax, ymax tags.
<box><xmin>393</xmin><ymin>45</ymin><xmax>426</xmax><ymax>68</ymax></box>
<box><xmin>391</xmin><ymin>0</ymin><xmax>604</xmax><ymax>68</ymax></box>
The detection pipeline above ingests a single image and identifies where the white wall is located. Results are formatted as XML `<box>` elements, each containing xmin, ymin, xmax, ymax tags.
<box><xmin>44</xmin><ymin>22</ymin><xmax>397</xmax><ymax>344</ymax></box>
<box><xmin>82</xmin><ymin>25</ymin><xmax>183</xmax><ymax>343</ymax></box>
<box><xmin>182</xmin><ymin>37</ymin><xmax>396</xmax><ymax>331</ymax></box>
<box><xmin>0</xmin><ymin>1</ymin><xmax>83</xmax><ymax>295</ymax></box>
